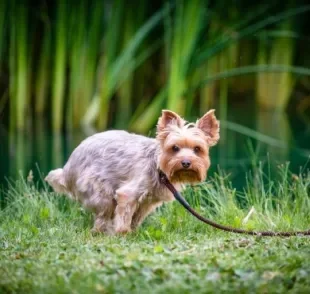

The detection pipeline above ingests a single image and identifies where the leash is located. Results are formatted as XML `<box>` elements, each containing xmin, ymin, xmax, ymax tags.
<box><xmin>159</xmin><ymin>171</ymin><xmax>310</xmax><ymax>237</ymax></box>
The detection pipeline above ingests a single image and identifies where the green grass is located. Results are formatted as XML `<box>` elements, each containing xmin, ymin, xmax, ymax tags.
<box><xmin>0</xmin><ymin>164</ymin><xmax>310</xmax><ymax>293</ymax></box>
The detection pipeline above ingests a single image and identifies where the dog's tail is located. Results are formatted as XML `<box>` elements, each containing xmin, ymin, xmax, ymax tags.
<box><xmin>45</xmin><ymin>168</ymin><xmax>68</xmax><ymax>194</ymax></box>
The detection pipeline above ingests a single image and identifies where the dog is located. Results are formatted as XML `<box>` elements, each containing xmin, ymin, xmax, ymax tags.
<box><xmin>45</xmin><ymin>110</ymin><xmax>220</xmax><ymax>234</ymax></box>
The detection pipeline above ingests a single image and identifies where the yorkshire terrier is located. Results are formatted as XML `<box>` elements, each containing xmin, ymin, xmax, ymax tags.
<box><xmin>45</xmin><ymin>110</ymin><xmax>220</xmax><ymax>234</ymax></box>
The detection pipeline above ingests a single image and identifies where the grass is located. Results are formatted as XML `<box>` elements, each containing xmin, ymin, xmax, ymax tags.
<box><xmin>0</xmin><ymin>164</ymin><xmax>310</xmax><ymax>293</ymax></box>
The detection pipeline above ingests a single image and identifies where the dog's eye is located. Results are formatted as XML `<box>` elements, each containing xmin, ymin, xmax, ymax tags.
<box><xmin>194</xmin><ymin>146</ymin><xmax>201</xmax><ymax>153</ymax></box>
<box><xmin>172</xmin><ymin>145</ymin><xmax>180</xmax><ymax>152</ymax></box>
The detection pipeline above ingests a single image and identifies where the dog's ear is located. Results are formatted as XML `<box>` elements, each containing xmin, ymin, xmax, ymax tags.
<box><xmin>196</xmin><ymin>110</ymin><xmax>220</xmax><ymax>146</ymax></box>
<box><xmin>156</xmin><ymin>110</ymin><xmax>185</xmax><ymax>133</ymax></box>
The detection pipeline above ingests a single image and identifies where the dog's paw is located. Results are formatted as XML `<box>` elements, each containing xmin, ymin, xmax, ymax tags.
<box><xmin>115</xmin><ymin>227</ymin><xmax>132</xmax><ymax>235</ymax></box>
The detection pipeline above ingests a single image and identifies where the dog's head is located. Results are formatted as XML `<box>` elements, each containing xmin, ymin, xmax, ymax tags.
<box><xmin>156</xmin><ymin>109</ymin><xmax>220</xmax><ymax>183</ymax></box>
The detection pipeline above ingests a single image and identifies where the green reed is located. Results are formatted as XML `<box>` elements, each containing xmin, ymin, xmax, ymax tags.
<box><xmin>116</xmin><ymin>0</ymin><xmax>147</xmax><ymax>129</ymax></box>
<box><xmin>70</xmin><ymin>0</ymin><xmax>103</xmax><ymax>130</ymax></box>
<box><xmin>67</xmin><ymin>1</ymin><xmax>89</xmax><ymax>130</ymax></box>
<box><xmin>2</xmin><ymin>1</ymin><xmax>310</xmax><ymax>134</ymax></box>
<box><xmin>52</xmin><ymin>1</ymin><xmax>67</xmax><ymax>132</ymax></box>
<box><xmin>0</xmin><ymin>1</ymin><xmax>7</xmax><ymax>66</ymax></box>
<box><xmin>35</xmin><ymin>6</ymin><xmax>51</xmax><ymax>116</ymax></box>
<box><xmin>130</xmin><ymin>4</ymin><xmax>310</xmax><ymax>133</ymax></box>
<box><xmin>166</xmin><ymin>0</ymin><xmax>204</xmax><ymax>115</ymax></box>
<box><xmin>256</xmin><ymin>19</ymin><xmax>295</xmax><ymax>110</ymax></box>
<box><xmin>82</xmin><ymin>1</ymin><xmax>165</xmax><ymax>130</ymax></box>
<box><xmin>9</xmin><ymin>2</ymin><xmax>31</xmax><ymax>131</ymax></box>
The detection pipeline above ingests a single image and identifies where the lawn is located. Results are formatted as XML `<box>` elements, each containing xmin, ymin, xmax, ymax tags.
<box><xmin>0</xmin><ymin>165</ymin><xmax>309</xmax><ymax>294</ymax></box>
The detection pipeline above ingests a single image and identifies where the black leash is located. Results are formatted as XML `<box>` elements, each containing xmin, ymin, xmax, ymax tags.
<box><xmin>159</xmin><ymin>171</ymin><xmax>310</xmax><ymax>237</ymax></box>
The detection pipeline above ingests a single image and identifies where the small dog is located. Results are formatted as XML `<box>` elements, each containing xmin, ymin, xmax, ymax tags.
<box><xmin>45</xmin><ymin>110</ymin><xmax>220</xmax><ymax>234</ymax></box>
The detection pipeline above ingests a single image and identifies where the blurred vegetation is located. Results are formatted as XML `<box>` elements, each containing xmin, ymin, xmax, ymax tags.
<box><xmin>0</xmin><ymin>164</ymin><xmax>310</xmax><ymax>292</ymax></box>
<box><xmin>0</xmin><ymin>0</ymin><xmax>310</xmax><ymax>133</ymax></box>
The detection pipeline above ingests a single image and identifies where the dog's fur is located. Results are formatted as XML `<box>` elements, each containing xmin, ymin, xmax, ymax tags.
<box><xmin>45</xmin><ymin>110</ymin><xmax>220</xmax><ymax>234</ymax></box>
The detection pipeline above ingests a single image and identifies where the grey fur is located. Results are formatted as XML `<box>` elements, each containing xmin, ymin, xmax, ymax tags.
<box><xmin>45</xmin><ymin>109</ymin><xmax>219</xmax><ymax>234</ymax></box>
<box><xmin>46</xmin><ymin>130</ymin><xmax>176</xmax><ymax>234</ymax></box>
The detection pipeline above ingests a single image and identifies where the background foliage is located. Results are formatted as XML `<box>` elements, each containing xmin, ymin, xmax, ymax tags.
<box><xmin>0</xmin><ymin>0</ymin><xmax>310</xmax><ymax>134</ymax></box>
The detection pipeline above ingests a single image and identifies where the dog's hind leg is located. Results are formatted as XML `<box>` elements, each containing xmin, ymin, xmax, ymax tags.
<box><xmin>86</xmin><ymin>189</ymin><xmax>116</xmax><ymax>235</ymax></box>
<box><xmin>131</xmin><ymin>201</ymin><xmax>162</xmax><ymax>230</ymax></box>
<box><xmin>92</xmin><ymin>213</ymin><xmax>114</xmax><ymax>234</ymax></box>
<box><xmin>113</xmin><ymin>188</ymin><xmax>138</xmax><ymax>234</ymax></box>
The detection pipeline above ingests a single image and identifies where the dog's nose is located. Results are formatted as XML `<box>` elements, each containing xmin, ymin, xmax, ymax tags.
<box><xmin>181</xmin><ymin>160</ymin><xmax>191</xmax><ymax>169</ymax></box>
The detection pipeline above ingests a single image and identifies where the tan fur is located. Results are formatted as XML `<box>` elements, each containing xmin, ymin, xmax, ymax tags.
<box><xmin>45</xmin><ymin>110</ymin><xmax>220</xmax><ymax>234</ymax></box>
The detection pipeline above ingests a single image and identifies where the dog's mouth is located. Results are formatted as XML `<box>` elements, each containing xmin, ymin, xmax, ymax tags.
<box><xmin>170</xmin><ymin>169</ymin><xmax>201</xmax><ymax>183</ymax></box>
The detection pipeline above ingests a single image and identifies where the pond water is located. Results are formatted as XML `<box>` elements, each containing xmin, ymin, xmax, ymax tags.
<box><xmin>0</xmin><ymin>100</ymin><xmax>309</xmax><ymax>191</ymax></box>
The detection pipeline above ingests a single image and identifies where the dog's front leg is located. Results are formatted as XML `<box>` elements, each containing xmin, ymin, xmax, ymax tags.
<box><xmin>131</xmin><ymin>200</ymin><xmax>162</xmax><ymax>230</ymax></box>
<box><xmin>113</xmin><ymin>189</ymin><xmax>138</xmax><ymax>234</ymax></box>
